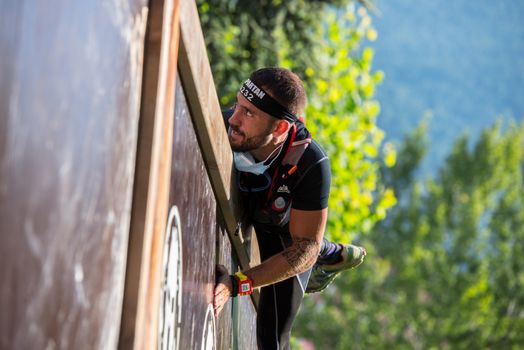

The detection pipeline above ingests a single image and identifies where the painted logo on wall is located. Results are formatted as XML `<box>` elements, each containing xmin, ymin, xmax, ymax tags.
<box><xmin>159</xmin><ymin>206</ymin><xmax>183</xmax><ymax>350</ymax></box>
<box><xmin>201</xmin><ymin>304</ymin><xmax>216</xmax><ymax>350</ymax></box>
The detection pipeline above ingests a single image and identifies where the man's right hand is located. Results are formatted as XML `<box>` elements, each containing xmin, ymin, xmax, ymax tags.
<box><xmin>213</xmin><ymin>264</ymin><xmax>232</xmax><ymax>317</ymax></box>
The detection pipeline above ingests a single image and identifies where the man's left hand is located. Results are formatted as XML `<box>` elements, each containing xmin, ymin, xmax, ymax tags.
<box><xmin>213</xmin><ymin>264</ymin><xmax>232</xmax><ymax>317</ymax></box>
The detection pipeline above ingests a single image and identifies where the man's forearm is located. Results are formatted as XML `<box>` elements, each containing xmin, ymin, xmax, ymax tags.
<box><xmin>243</xmin><ymin>237</ymin><xmax>320</xmax><ymax>288</ymax></box>
<box><xmin>282</xmin><ymin>237</ymin><xmax>320</xmax><ymax>273</ymax></box>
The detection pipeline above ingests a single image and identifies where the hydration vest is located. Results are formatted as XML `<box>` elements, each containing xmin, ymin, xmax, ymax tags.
<box><xmin>238</xmin><ymin>122</ymin><xmax>312</xmax><ymax>227</ymax></box>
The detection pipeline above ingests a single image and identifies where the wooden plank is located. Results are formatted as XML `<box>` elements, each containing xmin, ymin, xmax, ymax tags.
<box><xmin>178</xmin><ymin>0</ymin><xmax>252</xmax><ymax>271</ymax></box>
<box><xmin>118</xmin><ymin>0</ymin><xmax>180</xmax><ymax>349</ymax></box>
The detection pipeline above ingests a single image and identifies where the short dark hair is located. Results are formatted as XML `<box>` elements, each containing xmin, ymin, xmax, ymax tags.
<box><xmin>249</xmin><ymin>67</ymin><xmax>307</xmax><ymax>116</ymax></box>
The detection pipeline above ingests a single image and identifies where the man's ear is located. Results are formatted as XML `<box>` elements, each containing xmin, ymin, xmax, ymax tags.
<box><xmin>273</xmin><ymin>119</ymin><xmax>291</xmax><ymax>137</ymax></box>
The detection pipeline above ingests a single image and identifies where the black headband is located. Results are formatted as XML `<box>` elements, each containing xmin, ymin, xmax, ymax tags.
<box><xmin>239</xmin><ymin>79</ymin><xmax>297</xmax><ymax>122</ymax></box>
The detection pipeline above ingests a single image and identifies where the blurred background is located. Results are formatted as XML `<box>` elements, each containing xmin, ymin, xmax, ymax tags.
<box><xmin>372</xmin><ymin>0</ymin><xmax>524</xmax><ymax>176</ymax></box>
<box><xmin>197</xmin><ymin>0</ymin><xmax>524</xmax><ymax>348</ymax></box>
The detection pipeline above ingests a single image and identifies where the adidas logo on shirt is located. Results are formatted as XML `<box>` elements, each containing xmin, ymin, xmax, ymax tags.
<box><xmin>277</xmin><ymin>185</ymin><xmax>290</xmax><ymax>194</ymax></box>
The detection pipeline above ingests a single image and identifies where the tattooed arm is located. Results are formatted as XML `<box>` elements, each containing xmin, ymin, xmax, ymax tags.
<box><xmin>213</xmin><ymin>208</ymin><xmax>327</xmax><ymax>315</ymax></box>
<box><xmin>242</xmin><ymin>208</ymin><xmax>327</xmax><ymax>288</ymax></box>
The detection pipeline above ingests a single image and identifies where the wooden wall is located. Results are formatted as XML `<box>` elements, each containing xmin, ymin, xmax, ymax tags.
<box><xmin>0</xmin><ymin>0</ymin><xmax>258</xmax><ymax>349</ymax></box>
<box><xmin>0</xmin><ymin>1</ymin><xmax>148</xmax><ymax>349</ymax></box>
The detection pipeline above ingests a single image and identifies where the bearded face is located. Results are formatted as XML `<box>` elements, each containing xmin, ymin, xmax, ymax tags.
<box><xmin>227</xmin><ymin>96</ymin><xmax>277</xmax><ymax>152</ymax></box>
<box><xmin>228</xmin><ymin>122</ymin><xmax>274</xmax><ymax>152</ymax></box>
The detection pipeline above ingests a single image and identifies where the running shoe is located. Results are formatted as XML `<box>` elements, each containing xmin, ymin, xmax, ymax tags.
<box><xmin>306</xmin><ymin>244</ymin><xmax>366</xmax><ymax>294</ymax></box>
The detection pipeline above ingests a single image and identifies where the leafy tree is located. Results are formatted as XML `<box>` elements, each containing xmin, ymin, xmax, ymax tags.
<box><xmin>295</xmin><ymin>120</ymin><xmax>524</xmax><ymax>349</ymax></box>
<box><xmin>197</xmin><ymin>0</ymin><xmax>375</xmax><ymax>107</ymax></box>
<box><xmin>296</xmin><ymin>7</ymin><xmax>396</xmax><ymax>241</ymax></box>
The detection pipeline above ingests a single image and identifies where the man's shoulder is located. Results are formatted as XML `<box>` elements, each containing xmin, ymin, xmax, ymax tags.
<box><xmin>299</xmin><ymin>138</ymin><xmax>329</xmax><ymax>167</ymax></box>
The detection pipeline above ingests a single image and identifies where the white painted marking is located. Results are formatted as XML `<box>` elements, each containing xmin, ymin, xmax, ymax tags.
<box><xmin>158</xmin><ymin>206</ymin><xmax>183</xmax><ymax>350</ymax></box>
<box><xmin>201</xmin><ymin>304</ymin><xmax>216</xmax><ymax>350</ymax></box>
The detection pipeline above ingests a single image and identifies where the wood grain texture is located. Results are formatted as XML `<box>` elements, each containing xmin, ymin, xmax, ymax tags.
<box><xmin>170</xmin><ymin>78</ymin><xmax>219</xmax><ymax>349</ymax></box>
<box><xmin>0</xmin><ymin>1</ymin><xmax>148</xmax><ymax>349</ymax></box>
<box><xmin>119</xmin><ymin>0</ymin><xmax>180</xmax><ymax>349</ymax></box>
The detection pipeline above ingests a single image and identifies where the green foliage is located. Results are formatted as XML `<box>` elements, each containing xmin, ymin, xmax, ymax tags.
<box><xmin>197</xmin><ymin>0</ymin><xmax>329</xmax><ymax>105</ymax></box>
<box><xmin>298</xmin><ymin>7</ymin><xmax>396</xmax><ymax>242</ymax></box>
<box><xmin>295</xmin><ymin>120</ymin><xmax>524</xmax><ymax>349</ymax></box>
<box><xmin>197</xmin><ymin>0</ymin><xmax>374</xmax><ymax>107</ymax></box>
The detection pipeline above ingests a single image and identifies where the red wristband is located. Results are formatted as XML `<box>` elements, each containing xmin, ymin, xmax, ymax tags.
<box><xmin>234</xmin><ymin>271</ymin><xmax>253</xmax><ymax>296</ymax></box>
